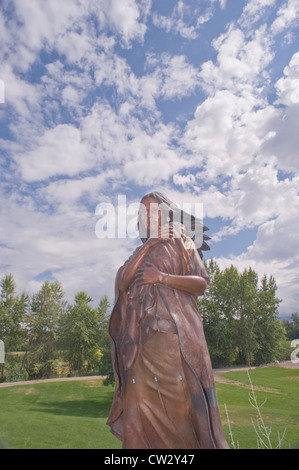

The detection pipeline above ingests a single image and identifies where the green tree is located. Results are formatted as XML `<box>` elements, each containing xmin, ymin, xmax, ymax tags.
<box><xmin>97</xmin><ymin>295</ymin><xmax>114</xmax><ymax>384</ymax></box>
<box><xmin>23</xmin><ymin>280</ymin><xmax>67</xmax><ymax>379</ymax></box>
<box><xmin>60</xmin><ymin>291</ymin><xmax>105</xmax><ymax>374</ymax></box>
<box><xmin>253</xmin><ymin>275</ymin><xmax>285</xmax><ymax>365</ymax></box>
<box><xmin>0</xmin><ymin>274</ymin><xmax>29</xmax><ymax>352</ymax></box>
<box><xmin>0</xmin><ymin>274</ymin><xmax>29</xmax><ymax>380</ymax></box>
<box><xmin>234</xmin><ymin>268</ymin><xmax>260</xmax><ymax>367</ymax></box>
<box><xmin>199</xmin><ymin>261</ymin><xmax>236</xmax><ymax>367</ymax></box>
<box><xmin>199</xmin><ymin>260</ymin><xmax>286</xmax><ymax>367</ymax></box>
<box><xmin>282</xmin><ymin>313</ymin><xmax>299</xmax><ymax>340</ymax></box>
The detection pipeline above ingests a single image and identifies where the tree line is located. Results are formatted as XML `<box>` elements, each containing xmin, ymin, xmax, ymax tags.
<box><xmin>0</xmin><ymin>261</ymin><xmax>295</xmax><ymax>382</ymax></box>
<box><xmin>0</xmin><ymin>274</ymin><xmax>112</xmax><ymax>382</ymax></box>
<box><xmin>198</xmin><ymin>260</ymin><xmax>291</xmax><ymax>367</ymax></box>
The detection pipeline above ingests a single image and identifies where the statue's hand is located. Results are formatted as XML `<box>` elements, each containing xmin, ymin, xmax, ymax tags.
<box><xmin>135</xmin><ymin>262</ymin><xmax>162</xmax><ymax>287</ymax></box>
<box><xmin>160</xmin><ymin>223</ymin><xmax>173</xmax><ymax>239</ymax></box>
<box><xmin>160</xmin><ymin>223</ymin><xmax>184</xmax><ymax>240</ymax></box>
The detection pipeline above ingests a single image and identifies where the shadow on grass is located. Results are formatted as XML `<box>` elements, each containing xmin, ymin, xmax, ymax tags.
<box><xmin>29</xmin><ymin>397</ymin><xmax>113</xmax><ymax>419</ymax></box>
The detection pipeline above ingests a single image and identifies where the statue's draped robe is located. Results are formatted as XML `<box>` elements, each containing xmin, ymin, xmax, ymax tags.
<box><xmin>107</xmin><ymin>236</ymin><xmax>229</xmax><ymax>449</ymax></box>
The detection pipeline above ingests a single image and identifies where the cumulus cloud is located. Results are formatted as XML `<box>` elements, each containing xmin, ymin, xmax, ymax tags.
<box><xmin>0</xmin><ymin>190</ymin><xmax>132</xmax><ymax>304</ymax></box>
<box><xmin>181</xmin><ymin>90</ymin><xmax>279</xmax><ymax>182</ymax></box>
<box><xmin>2</xmin><ymin>0</ymin><xmax>149</xmax><ymax>69</ymax></box>
<box><xmin>1</xmin><ymin>0</ymin><xmax>299</xmax><ymax>317</ymax></box>
<box><xmin>215</xmin><ymin>195</ymin><xmax>299</xmax><ymax>315</ymax></box>
<box><xmin>101</xmin><ymin>0</ymin><xmax>150</xmax><ymax>48</ymax></box>
<box><xmin>239</xmin><ymin>0</ymin><xmax>276</xmax><ymax>29</ymax></box>
<box><xmin>275</xmin><ymin>51</ymin><xmax>299</xmax><ymax>106</ymax></box>
<box><xmin>230</xmin><ymin>165</ymin><xmax>299</xmax><ymax>226</ymax></box>
<box><xmin>14</xmin><ymin>124</ymin><xmax>94</xmax><ymax>182</ymax></box>
<box><xmin>199</xmin><ymin>24</ymin><xmax>274</xmax><ymax>95</ymax></box>
<box><xmin>261</xmin><ymin>52</ymin><xmax>299</xmax><ymax>173</ymax></box>
<box><xmin>271</xmin><ymin>0</ymin><xmax>299</xmax><ymax>34</ymax></box>
<box><xmin>261</xmin><ymin>104</ymin><xmax>299</xmax><ymax>173</ymax></box>
<box><xmin>144</xmin><ymin>53</ymin><xmax>201</xmax><ymax>100</ymax></box>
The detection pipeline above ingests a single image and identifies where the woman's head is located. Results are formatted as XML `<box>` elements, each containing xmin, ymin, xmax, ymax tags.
<box><xmin>138</xmin><ymin>193</ymin><xmax>171</xmax><ymax>237</ymax></box>
<box><xmin>137</xmin><ymin>191</ymin><xmax>210</xmax><ymax>258</ymax></box>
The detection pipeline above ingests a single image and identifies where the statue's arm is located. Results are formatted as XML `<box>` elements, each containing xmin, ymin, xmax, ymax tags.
<box><xmin>134</xmin><ymin>262</ymin><xmax>207</xmax><ymax>297</ymax></box>
<box><xmin>160</xmin><ymin>272</ymin><xmax>207</xmax><ymax>296</ymax></box>
<box><xmin>117</xmin><ymin>238</ymin><xmax>160</xmax><ymax>293</ymax></box>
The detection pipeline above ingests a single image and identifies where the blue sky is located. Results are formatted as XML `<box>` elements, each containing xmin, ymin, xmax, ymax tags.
<box><xmin>0</xmin><ymin>0</ymin><xmax>299</xmax><ymax>317</ymax></box>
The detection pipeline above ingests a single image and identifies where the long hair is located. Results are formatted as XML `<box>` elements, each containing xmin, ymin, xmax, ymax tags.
<box><xmin>137</xmin><ymin>192</ymin><xmax>210</xmax><ymax>259</ymax></box>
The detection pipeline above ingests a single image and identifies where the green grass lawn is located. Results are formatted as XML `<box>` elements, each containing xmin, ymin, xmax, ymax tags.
<box><xmin>0</xmin><ymin>367</ymin><xmax>298</xmax><ymax>449</ymax></box>
<box><xmin>216</xmin><ymin>367</ymin><xmax>299</xmax><ymax>449</ymax></box>
<box><xmin>0</xmin><ymin>379</ymin><xmax>121</xmax><ymax>449</ymax></box>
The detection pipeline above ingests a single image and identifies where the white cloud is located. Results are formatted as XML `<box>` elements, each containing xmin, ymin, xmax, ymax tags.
<box><xmin>144</xmin><ymin>53</ymin><xmax>201</xmax><ymax>100</ymax></box>
<box><xmin>215</xmin><ymin>197</ymin><xmax>299</xmax><ymax>316</ymax></box>
<box><xmin>55</xmin><ymin>29</ymin><xmax>95</xmax><ymax>65</ymax></box>
<box><xmin>79</xmin><ymin>100</ymin><xmax>185</xmax><ymax>186</ymax></box>
<box><xmin>239</xmin><ymin>0</ymin><xmax>276</xmax><ymax>29</ymax></box>
<box><xmin>0</xmin><ymin>189</ymin><xmax>134</xmax><ymax>304</ymax></box>
<box><xmin>173</xmin><ymin>173</ymin><xmax>196</xmax><ymax>188</ymax></box>
<box><xmin>61</xmin><ymin>85</ymin><xmax>82</xmax><ymax>107</ymax></box>
<box><xmin>200</xmin><ymin>24</ymin><xmax>274</xmax><ymax>94</ymax></box>
<box><xmin>1</xmin><ymin>0</ymin><xmax>299</xmax><ymax>319</ymax></box>
<box><xmin>2</xmin><ymin>0</ymin><xmax>149</xmax><ymax>76</ymax></box>
<box><xmin>14</xmin><ymin>124</ymin><xmax>94</xmax><ymax>182</ymax></box>
<box><xmin>247</xmin><ymin>202</ymin><xmax>299</xmax><ymax>264</ymax></box>
<box><xmin>182</xmin><ymin>90</ymin><xmax>278</xmax><ymax>181</ymax></box>
<box><xmin>4</xmin><ymin>0</ymin><xmax>86</xmax><ymax>71</ymax></box>
<box><xmin>271</xmin><ymin>0</ymin><xmax>299</xmax><ymax>35</ymax></box>
<box><xmin>8</xmin><ymin>98</ymin><xmax>183</xmax><ymax>187</ymax></box>
<box><xmin>40</xmin><ymin>169</ymin><xmax>121</xmax><ymax>214</ymax></box>
<box><xmin>260</xmin><ymin>52</ymin><xmax>299</xmax><ymax>173</ymax></box>
<box><xmin>230</xmin><ymin>165</ymin><xmax>299</xmax><ymax>226</ymax></box>
<box><xmin>261</xmin><ymin>104</ymin><xmax>299</xmax><ymax>173</ymax></box>
<box><xmin>275</xmin><ymin>51</ymin><xmax>299</xmax><ymax>106</ymax></box>
<box><xmin>1</xmin><ymin>64</ymin><xmax>42</xmax><ymax>119</ymax></box>
<box><xmin>101</xmin><ymin>0</ymin><xmax>149</xmax><ymax>48</ymax></box>
<box><xmin>123</xmin><ymin>151</ymin><xmax>188</xmax><ymax>185</ymax></box>
<box><xmin>93</xmin><ymin>51</ymin><xmax>201</xmax><ymax>109</ymax></box>
<box><xmin>152</xmin><ymin>0</ymin><xmax>214</xmax><ymax>39</ymax></box>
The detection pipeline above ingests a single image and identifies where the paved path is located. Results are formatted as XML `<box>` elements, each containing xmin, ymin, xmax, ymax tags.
<box><xmin>0</xmin><ymin>361</ymin><xmax>297</xmax><ymax>388</ymax></box>
<box><xmin>213</xmin><ymin>360</ymin><xmax>299</xmax><ymax>391</ymax></box>
<box><xmin>0</xmin><ymin>376</ymin><xmax>106</xmax><ymax>388</ymax></box>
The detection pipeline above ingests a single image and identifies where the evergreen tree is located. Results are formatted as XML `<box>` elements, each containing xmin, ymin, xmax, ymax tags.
<box><xmin>59</xmin><ymin>291</ymin><xmax>109</xmax><ymax>375</ymax></box>
<box><xmin>23</xmin><ymin>280</ymin><xmax>67</xmax><ymax>379</ymax></box>
<box><xmin>0</xmin><ymin>274</ymin><xmax>29</xmax><ymax>352</ymax></box>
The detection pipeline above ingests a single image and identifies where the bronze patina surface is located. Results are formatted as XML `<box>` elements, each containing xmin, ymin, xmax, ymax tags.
<box><xmin>107</xmin><ymin>192</ymin><xmax>229</xmax><ymax>449</ymax></box>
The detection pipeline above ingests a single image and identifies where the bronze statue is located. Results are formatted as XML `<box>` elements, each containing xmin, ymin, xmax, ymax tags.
<box><xmin>107</xmin><ymin>192</ymin><xmax>229</xmax><ymax>449</ymax></box>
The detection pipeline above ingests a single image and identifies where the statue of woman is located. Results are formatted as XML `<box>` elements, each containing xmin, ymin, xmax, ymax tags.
<box><xmin>107</xmin><ymin>192</ymin><xmax>229</xmax><ymax>449</ymax></box>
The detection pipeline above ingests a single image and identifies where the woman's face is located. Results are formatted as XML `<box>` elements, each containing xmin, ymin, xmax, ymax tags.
<box><xmin>141</xmin><ymin>197</ymin><xmax>162</xmax><ymax>237</ymax></box>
